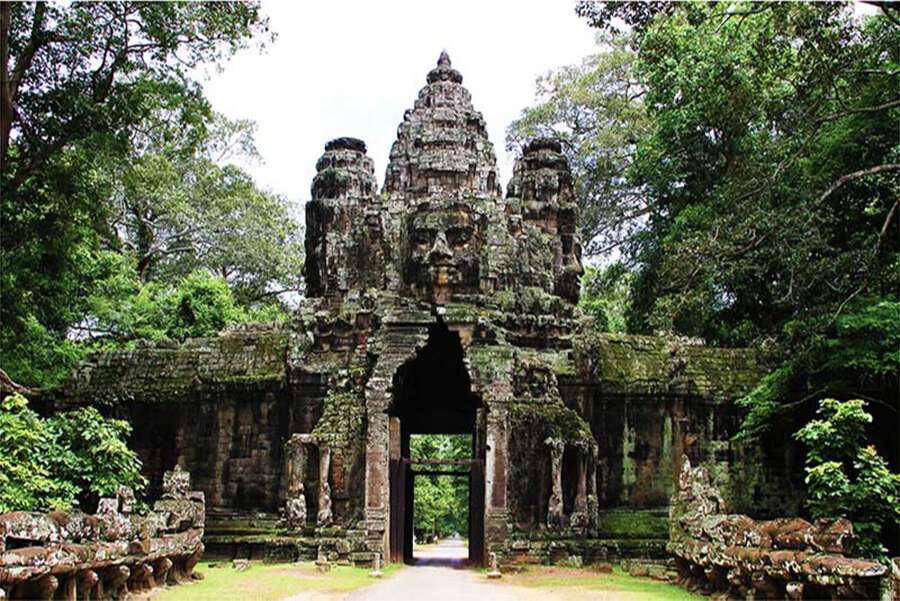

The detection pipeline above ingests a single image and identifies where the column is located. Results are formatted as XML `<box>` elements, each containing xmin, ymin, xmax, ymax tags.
<box><xmin>546</xmin><ymin>438</ymin><xmax>565</xmax><ymax>528</ymax></box>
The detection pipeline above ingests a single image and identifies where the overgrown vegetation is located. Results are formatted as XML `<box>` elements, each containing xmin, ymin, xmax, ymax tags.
<box><xmin>0</xmin><ymin>3</ymin><xmax>301</xmax><ymax>389</ymax></box>
<box><xmin>795</xmin><ymin>399</ymin><xmax>900</xmax><ymax>560</ymax></box>
<box><xmin>511</xmin><ymin>1</ymin><xmax>899</xmax><ymax>553</ymax></box>
<box><xmin>0</xmin><ymin>393</ymin><xmax>145</xmax><ymax>513</ymax></box>
<box><xmin>410</xmin><ymin>434</ymin><xmax>470</xmax><ymax>543</ymax></box>
<box><xmin>579</xmin><ymin>263</ymin><xmax>633</xmax><ymax>332</ymax></box>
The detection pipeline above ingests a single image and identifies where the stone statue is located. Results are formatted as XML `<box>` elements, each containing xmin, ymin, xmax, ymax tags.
<box><xmin>284</xmin><ymin>434</ymin><xmax>311</xmax><ymax>529</ymax></box>
<box><xmin>316</xmin><ymin>446</ymin><xmax>333</xmax><ymax>527</ymax></box>
<box><xmin>546</xmin><ymin>437</ymin><xmax>565</xmax><ymax>529</ymax></box>
<box><xmin>404</xmin><ymin>198</ymin><xmax>485</xmax><ymax>304</ymax></box>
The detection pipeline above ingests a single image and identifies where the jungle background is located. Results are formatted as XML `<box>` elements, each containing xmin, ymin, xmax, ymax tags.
<box><xmin>1</xmin><ymin>1</ymin><xmax>897</xmax><ymax>558</ymax></box>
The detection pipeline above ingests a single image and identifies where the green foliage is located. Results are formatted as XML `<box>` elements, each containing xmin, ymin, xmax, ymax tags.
<box><xmin>410</xmin><ymin>435</ymin><xmax>470</xmax><ymax>541</ymax></box>
<box><xmin>1</xmin><ymin>3</ymin><xmax>299</xmax><ymax>388</ymax></box>
<box><xmin>579</xmin><ymin>263</ymin><xmax>633</xmax><ymax>332</ymax></box>
<box><xmin>114</xmin><ymin>114</ymin><xmax>303</xmax><ymax>302</ymax></box>
<box><xmin>0</xmin><ymin>393</ymin><xmax>78</xmax><ymax>511</ymax></box>
<box><xmin>507</xmin><ymin>32</ymin><xmax>650</xmax><ymax>255</ymax></box>
<box><xmin>736</xmin><ymin>297</ymin><xmax>899</xmax><ymax>440</ymax></box>
<box><xmin>167</xmin><ymin>271</ymin><xmax>245</xmax><ymax>340</ymax></box>
<box><xmin>0</xmin><ymin>393</ymin><xmax>146</xmax><ymax>513</ymax></box>
<box><xmin>794</xmin><ymin>399</ymin><xmax>900</xmax><ymax>558</ymax></box>
<box><xmin>0</xmin><ymin>315</ymin><xmax>88</xmax><ymax>389</ymax></box>
<box><xmin>823</xmin><ymin>300</ymin><xmax>900</xmax><ymax>379</ymax></box>
<box><xmin>733</xmin><ymin>365</ymin><xmax>795</xmax><ymax>441</ymax></box>
<box><xmin>527</xmin><ymin>3</ymin><xmax>900</xmax><ymax>443</ymax></box>
<box><xmin>46</xmin><ymin>406</ymin><xmax>147</xmax><ymax>505</ymax></box>
<box><xmin>88</xmin><ymin>268</ymin><xmax>281</xmax><ymax>344</ymax></box>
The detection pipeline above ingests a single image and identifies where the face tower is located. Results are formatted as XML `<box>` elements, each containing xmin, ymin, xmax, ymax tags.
<box><xmin>303</xmin><ymin>51</ymin><xmax>583</xmax><ymax>308</ymax></box>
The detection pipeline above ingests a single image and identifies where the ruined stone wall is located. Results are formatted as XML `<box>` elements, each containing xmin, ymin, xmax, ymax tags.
<box><xmin>121</xmin><ymin>392</ymin><xmax>298</xmax><ymax>513</ymax></box>
<box><xmin>500</xmin><ymin>329</ymin><xmax>805</xmax><ymax>567</ymax></box>
<box><xmin>57</xmin><ymin>315</ymin><xmax>373</xmax><ymax>553</ymax></box>
<box><xmin>571</xmin><ymin>332</ymin><xmax>801</xmax><ymax>518</ymax></box>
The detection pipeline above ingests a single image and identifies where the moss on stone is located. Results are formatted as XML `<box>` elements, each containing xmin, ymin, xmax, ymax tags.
<box><xmin>311</xmin><ymin>389</ymin><xmax>365</xmax><ymax>446</ymax></box>
<box><xmin>510</xmin><ymin>402</ymin><xmax>593</xmax><ymax>446</ymax></box>
<box><xmin>572</xmin><ymin>331</ymin><xmax>767</xmax><ymax>400</ymax></box>
<box><xmin>595</xmin><ymin>509</ymin><xmax>669</xmax><ymax>540</ymax></box>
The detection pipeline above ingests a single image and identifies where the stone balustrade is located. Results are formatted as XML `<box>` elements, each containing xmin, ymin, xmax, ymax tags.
<box><xmin>669</xmin><ymin>455</ymin><xmax>892</xmax><ymax>600</ymax></box>
<box><xmin>0</xmin><ymin>466</ymin><xmax>204</xmax><ymax>600</ymax></box>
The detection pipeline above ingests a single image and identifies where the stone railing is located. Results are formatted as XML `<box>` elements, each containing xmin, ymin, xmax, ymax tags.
<box><xmin>669</xmin><ymin>455</ymin><xmax>892</xmax><ymax>600</ymax></box>
<box><xmin>0</xmin><ymin>466</ymin><xmax>204</xmax><ymax>600</ymax></box>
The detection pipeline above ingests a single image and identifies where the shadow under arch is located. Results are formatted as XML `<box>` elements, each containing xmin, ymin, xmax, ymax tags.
<box><xmin>387</xmin><ymin>320</ymin><xmax>485</xmax><ymax>566</ymax></box>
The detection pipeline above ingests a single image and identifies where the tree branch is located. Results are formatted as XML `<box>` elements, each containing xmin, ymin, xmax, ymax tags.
<box><xmin>817</xmin><ymin>164</ymin><xmax>900</xmax><ymax>205</ymax></box>
<box><xmin>2</xmin><ymin>3</ymin><xmax>48</xmax><ymax>165</ymax></box>
<box><xmin>817</xmin><ymin>98</ymin><xmax>900</xmax><ymax>123</ymax></box>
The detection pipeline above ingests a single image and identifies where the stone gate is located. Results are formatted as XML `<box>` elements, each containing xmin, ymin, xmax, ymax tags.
<box><xmin>57</xmin><ymin>52</ymin><xmax>784</xmax><ymax>568</ymax></box>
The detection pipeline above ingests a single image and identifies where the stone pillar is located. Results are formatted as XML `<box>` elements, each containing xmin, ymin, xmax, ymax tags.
<box><xmin>570</xmin><ymin>445</ymin><xmax>589</xmax><ymax>530</ymax></box>
<box><xmin>284</xmin><ymin>434</ymin><xmax>311</xmax><ymax>528</ymax></box>
<box><xmin>484</xmin><ymin>404</ymin><xmax>509</xmax><ymax>557</ymax></box>
<box><xmin>587</xmin><ymin>444</ymin><xmax>599</xmax><ymax>529</ymax></box>
<box><xmin>546</xmin><ymin>438</ymin><xmax>565</xmax><ymax>528</ymax></box>
<box><xmin>364</xmin><ymin>403</ymin><xmax>390</xmax><ymax>554</ymax></box>
<box><xmin>317</xmin><ymin>445</ymin><xmax>333</xmax><ymax>527</ymax></box>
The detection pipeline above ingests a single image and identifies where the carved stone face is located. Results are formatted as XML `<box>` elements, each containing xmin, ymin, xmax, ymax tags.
<box><xmin>404</xmin><ymin>201</ymin><xmax>483</xmax><ymax>304</ymax></box>
<box><xmin>556</xmin><ymin>238</ymin><xmax>584</xmax><ymax>304</ymax></box>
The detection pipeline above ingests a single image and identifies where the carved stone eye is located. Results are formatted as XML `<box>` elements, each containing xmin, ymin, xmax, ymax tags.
<box><xmin>412</xmin><ymin>231</ymin><xmax>432</xmax><ymax>248</ymax></box>
<box><xmin>446</xmin><ymin>227</ymin><xmax>472</xmax><ymax>247</ymax></box>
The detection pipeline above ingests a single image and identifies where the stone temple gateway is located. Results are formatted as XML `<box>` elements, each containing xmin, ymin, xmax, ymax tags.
<box><xmin>58</xmin><ymin>53</ymin><xmax>788</xmax><ymax>569</ymax></box>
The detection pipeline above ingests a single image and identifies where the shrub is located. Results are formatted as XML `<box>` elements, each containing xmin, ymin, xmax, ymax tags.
<box><xmin>794</xmin><ymin>399</ymin><xmax>900</xmax><ymax>559</ymax></box>
<box><xmin>0</xmin><ymin>393</ymin><xmax>146</xmax><ymax>512</ymax></box>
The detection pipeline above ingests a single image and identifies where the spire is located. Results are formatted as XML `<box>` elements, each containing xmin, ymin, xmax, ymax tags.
<box><xmin>382</xmin><ymin>49</ymin><xmax>499</xmax><ymax>198</ymax></box>
<box><xmin>427</xmin><ymin>49</ymin><xmax>462</xmax><ymax>84</ymax></box>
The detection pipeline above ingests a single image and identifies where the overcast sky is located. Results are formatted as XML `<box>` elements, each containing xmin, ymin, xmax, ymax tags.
<box><xmin>201</xmin><ymin>1</ymin><xmax>597</xmax><ymax>208</ymax></box>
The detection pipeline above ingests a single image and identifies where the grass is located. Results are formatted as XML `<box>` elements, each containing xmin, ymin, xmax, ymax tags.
<box><xmin>505</xmin><ymin>565</ymin><xmax>702</xmax><ymax>601</ymax></box>
<box><xmin>151</xmin><ymin>561</ymin><xmax>402</xmax><ymax>601</ymax></box>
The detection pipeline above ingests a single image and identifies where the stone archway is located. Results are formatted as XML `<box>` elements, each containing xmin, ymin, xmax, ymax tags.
<box><xmin>386</xmin><ymin>322</ymin><xmax>485</xmax><ymax>565</ymax></box>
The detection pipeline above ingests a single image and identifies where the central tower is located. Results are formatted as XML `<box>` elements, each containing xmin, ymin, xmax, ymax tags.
<box><xmin>303</xmin><ymin>51</ymin><xmax>582</xmax><ymax>307</ymax></box>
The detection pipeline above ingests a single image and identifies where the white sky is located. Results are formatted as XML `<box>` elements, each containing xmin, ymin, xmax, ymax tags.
<box><xmin>201</xmin><ymin>0</ymin><xmax>597</xmax><ymax>208</ymax></box>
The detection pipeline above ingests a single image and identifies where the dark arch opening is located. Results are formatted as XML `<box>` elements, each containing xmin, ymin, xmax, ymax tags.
<box><xmin>388</xmin><ymin>321</ymin><xmax>485</xmax><ymax>566</ymax></box>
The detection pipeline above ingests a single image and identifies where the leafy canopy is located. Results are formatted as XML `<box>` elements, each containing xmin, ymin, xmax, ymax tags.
<box><xmin>513</xmin><ymin>2</ymin><xmax>900</xmax><ymax>443</ymax></box>
<box><xmin>1</xmin><ymin>3</ymin><xmax>301</xmax><ymax>389</ymax></box>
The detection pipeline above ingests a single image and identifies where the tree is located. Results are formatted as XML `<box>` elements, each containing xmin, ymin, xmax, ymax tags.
<box><xmin>111</xmin><ymin>113</ymin><xmax>303</xmax><ymax>303</ymax></box>
<box><xmin>0</xmin><ymin>3</ymin><xmax>291</xmax><ymax>389</ymax></box>
<box><xmin>795</xmin><ymin>399</ymin><xmax>900</xmax><ymax>559</ymax></box>
<box><xmin>410</xmin><ymin>435</ymin><xmax>471</xmax><ymax>541</ymax></box>
<box><xmin>574</xmin><ymin>1</ymin><xmax>678</xmax><ymax>36</ymax></box>
<box><xmin>0</xmin><ymin>2</ymin><xmax>269</xmax><ymax>181</ymax></box>
<box><xmin>625</xmin><ymin>3</ymin><xmax>898</xmax><ymax>346</ymax></box>
<box><xmin>507</xmin><ymin>32</ymin><xmax>650</xmax><ymax>256</ymax></box>
<box><xmin>579</xmin><ymin>262</ymin><xmax>633</xmax><ymax>333</ymax></box>
<box><xmin>544</xmin><ymin>3</ymin><xmax>899</xmax><ymax>432</ymax></box>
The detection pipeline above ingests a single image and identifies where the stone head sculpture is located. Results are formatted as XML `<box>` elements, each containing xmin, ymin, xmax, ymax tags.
<box><xmin>404</xmin><ymin>198</ymin><xmax>485</xmax><ymax>305</ymax></box>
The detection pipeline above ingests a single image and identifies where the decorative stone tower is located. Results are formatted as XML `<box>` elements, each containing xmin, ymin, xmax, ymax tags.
<box><xmin>304</xmin><ymin>137</ymin><xmax>384</xmax><ymax>298</ymax></box>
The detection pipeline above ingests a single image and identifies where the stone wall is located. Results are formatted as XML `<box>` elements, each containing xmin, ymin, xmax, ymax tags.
<box><xmin>0</xmin><ymin>467</ymin><xmax>204</xmax><ymax>600</ymax></box>
<box><xmin>55</xmin><ymin>317</ymin><xmax>777</xmax><ymax>565</ymax></box>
